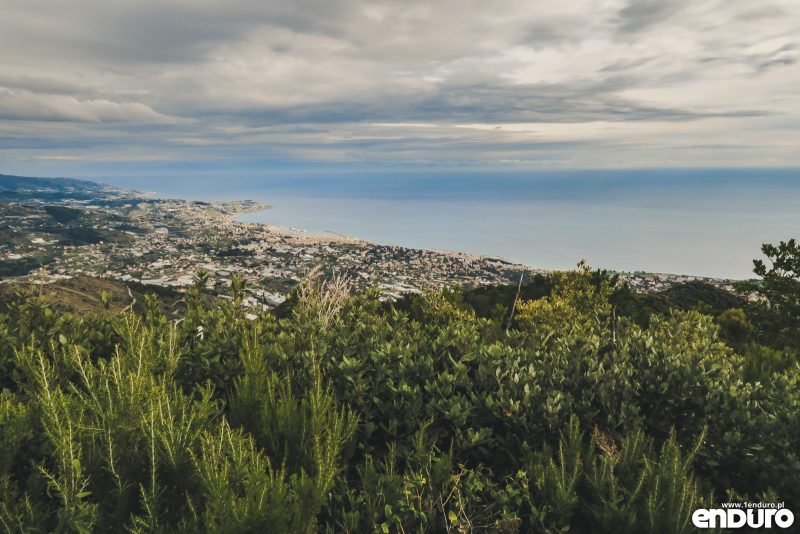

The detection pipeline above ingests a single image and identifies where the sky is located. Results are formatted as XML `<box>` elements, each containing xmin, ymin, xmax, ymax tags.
<box><xmin>1</xmin><ymin>0</ymin><xmax>799</xmax><ymax>178</ymax></box>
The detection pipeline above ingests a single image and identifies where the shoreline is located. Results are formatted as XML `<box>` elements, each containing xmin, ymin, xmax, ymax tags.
<box><xmin>233</xmin><ymin>207</ymin><xmax>520</xmax><ymax>261</ymax></box>
<box><xmin>234</xmin><ymin>206</ymin><xmax>366</xmax><ymax>245</ymax></box>
<box><xmin>0</xmin><ymin>174</ymin><xmax>751</xmax><ymax>284</ymax></box>
<box><xmin>233</xmin><ymin>205</ymin><xmax>744</xmax><ymax>283</ymax></box>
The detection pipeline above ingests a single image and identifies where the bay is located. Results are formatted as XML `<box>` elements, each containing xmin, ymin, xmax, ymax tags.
<box><xmin>95</xmin><ymin>168</ymin><xmax>800</xmax><ymax>279</ymax></box>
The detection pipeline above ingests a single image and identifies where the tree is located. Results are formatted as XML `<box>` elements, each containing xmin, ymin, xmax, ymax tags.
<box><xmin>740</xmin><ymin>239</ymin><xmax>800</xmax><ymax>350</ymax></box>
<box><xmin>716</xmin><ymin>307</ymin><xmax>751</xmax><ymax>347</ymax></box>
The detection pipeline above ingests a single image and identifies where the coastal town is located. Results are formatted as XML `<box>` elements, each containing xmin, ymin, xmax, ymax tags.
<box><xmin>0</xmin><ymin>175</ymin><xmax>742</xmax><ymax>309</ymax></box>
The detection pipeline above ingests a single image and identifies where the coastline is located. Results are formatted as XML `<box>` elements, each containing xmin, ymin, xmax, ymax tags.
<box><xmin>233</xmin><ymin>206</ymin><xmax>520</xmax><ymax>259</ymax></box>
<box><xmin>232</xmin><ymin>202</ymin><xmax>747</xmax><ymax>287</ymax></box>
<box><xmin>1</xmin><ymin>173</ymin><xmax>746</xmax><ymax>299</ymax></box>
<box><xmin>234</xmin><ymin>206</ymin><xmax>367</xmax><ymax>245</ymax></box>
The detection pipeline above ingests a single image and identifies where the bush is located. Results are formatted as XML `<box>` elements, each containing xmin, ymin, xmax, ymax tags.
<box><xmin>0</xmin><ymin>266</ymin><xmax>798</xmax><ymax>532</ymax></box>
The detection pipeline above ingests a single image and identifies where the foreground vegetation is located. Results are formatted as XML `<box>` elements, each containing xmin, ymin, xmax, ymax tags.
<box><xmin>1</xmin><ymin>243</ymin><xmax>799</xmax><ymax>533</ymax></box>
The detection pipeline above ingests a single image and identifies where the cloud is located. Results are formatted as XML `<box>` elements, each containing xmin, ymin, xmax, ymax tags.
<box><xmin>0</xmin><ymin>75</ymin><xmax>98</xmax><ymax>97</ymax></box>
<box><xmin>0</xmin><ymin>89</ymin><xmax>180</xmax><ymax>124</ymax></box>
<box><xmin>614</xmin><ymin>0</ymin><xmax>688</xmax><ymax>34</ymax></box>
<box><xmin>35</xmin><ymin>155</ymin><xmax>84</xmax><ymax>161</ymax></box>
<box><xmin>0</xmin><ymin>0</ymin><xmax>798</xmax><ymax>172</ymax></box>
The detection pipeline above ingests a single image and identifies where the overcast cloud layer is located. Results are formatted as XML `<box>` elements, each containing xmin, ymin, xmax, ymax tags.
<box><xmin>1</xmin><ymin>0</ymin><xmax>799</xmax><ymax>176</ymax></box>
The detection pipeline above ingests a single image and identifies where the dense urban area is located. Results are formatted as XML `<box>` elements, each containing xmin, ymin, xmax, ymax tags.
<box><xmin>0</xmin><ymin>174</ymin><xmax>740</xmax><ymax>308</ymax></box>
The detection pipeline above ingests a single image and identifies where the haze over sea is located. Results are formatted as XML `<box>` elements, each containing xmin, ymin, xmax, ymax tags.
<box><xmin>95</xmin><ymin>168</ymin><xmax>799</xmax><ymax>280</ymax></box>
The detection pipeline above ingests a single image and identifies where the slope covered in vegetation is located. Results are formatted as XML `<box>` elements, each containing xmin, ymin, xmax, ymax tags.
<box><xmin>1</xmin><ymin>246</ymin><xmax>799</xmax><ymax>533</ymax></box>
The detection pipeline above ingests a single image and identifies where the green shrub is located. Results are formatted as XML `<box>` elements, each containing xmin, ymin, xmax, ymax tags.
<box><xmin>0</xmin><ymin>264</ymin><xmax>798</xmax><ymax>532</ymax></box>
<box><xmin>527</xmin><ymin>417</ymin><xmax>709</xmax><ymax>534</ymax></box>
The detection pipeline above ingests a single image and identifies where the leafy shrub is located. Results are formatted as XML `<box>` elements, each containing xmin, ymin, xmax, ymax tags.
<box><xmin>0</xmin><ymin>264</ymin><xmax>798</xmax><ymax>532</ymax></box>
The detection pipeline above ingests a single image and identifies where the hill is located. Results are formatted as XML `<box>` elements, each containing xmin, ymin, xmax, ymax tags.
<box><xmin>0</xmin><ymin>173</ymin><xmax>111</xmax><ymax>200</ymax></box>
<box><xmin>0</xmin><ymin>275</ymin><xmax>183</xmax><ymax>315</ymax></box>
<box><xmin>453</xmin><ymin>276</ymin><xmax>743</xmax><ymax>327</ymax></box>
<box><xmin>612</xmin><ymin>279</ymin><xmax>744</xmax><ymax>326</ymax></box>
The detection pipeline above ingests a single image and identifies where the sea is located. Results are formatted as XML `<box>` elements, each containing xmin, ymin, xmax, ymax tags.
<box><xmin>93</xmin><ymin>168</ymin><xmax>800</xmax><ymax>280</ymax></box>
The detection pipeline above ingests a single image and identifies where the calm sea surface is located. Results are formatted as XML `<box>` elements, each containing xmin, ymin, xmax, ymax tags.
<box><xmin>95</xmin><ymin>169</ymin><xmax>800</xmax><ymax>279</ymax></box>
